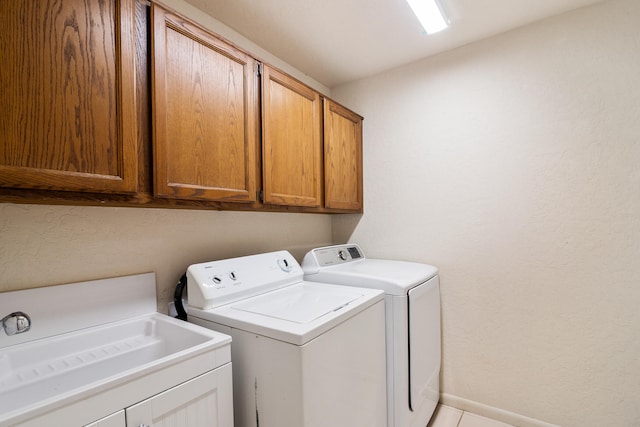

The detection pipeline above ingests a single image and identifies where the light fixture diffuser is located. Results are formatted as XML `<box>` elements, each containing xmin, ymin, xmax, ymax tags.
<box><xmin>406</xmin><ymin>0</ymin><xmax>449</xmax><ymax>34</ymax></box>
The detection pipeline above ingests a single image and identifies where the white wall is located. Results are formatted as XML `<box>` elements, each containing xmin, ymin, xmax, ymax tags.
<box><xmin>0</xmin><ymin>204</ymin><xmax>332</xmax><ymax>310</ymax></box>
<box><xmin>332</xmin><ymin>0</ymin><xmax>640</xmax><ymax>426</ymax></box>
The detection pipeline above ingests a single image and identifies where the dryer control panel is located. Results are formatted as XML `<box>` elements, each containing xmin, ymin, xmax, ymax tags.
<box><xmin>187</xmin><ymin>251</ymin><xmax>302</xmax><ymax>310</ymax></box>
<box><xmin>301</xmin><ymin>244</ymin><xmax>365</xmax><ymax>273</ymax></box>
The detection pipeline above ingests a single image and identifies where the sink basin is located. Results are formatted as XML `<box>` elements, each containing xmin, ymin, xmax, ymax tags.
<box><xmin>0</xmin><ymin>273</ymin><xmax>231</xmax><ymax>426</ymax></box>
<box><xmin>0</xmin><ymin>313</ymin><xmax>226</xmax><ymax>421</ymax></box>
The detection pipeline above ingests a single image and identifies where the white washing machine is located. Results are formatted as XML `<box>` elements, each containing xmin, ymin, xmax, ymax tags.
<box><xmin>179</xmin><ymin>250</ymin><xmax>387</xmax><ymax>427</ymax></box>
<box><xmin>302</xmin><ymin>244</ymin><xmax>441</xmax><ymax>427</ymax></box>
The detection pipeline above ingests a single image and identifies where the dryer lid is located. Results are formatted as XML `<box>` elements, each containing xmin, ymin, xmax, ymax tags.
<box><xmin>304</xmin><ymin>258</ymin><xmax>438</xmax><ymax>295</ymax></box>
<box><xmin>230</xmin><ymin>284</ymin><xmax>362</xmax><ymax>323</ymax></box>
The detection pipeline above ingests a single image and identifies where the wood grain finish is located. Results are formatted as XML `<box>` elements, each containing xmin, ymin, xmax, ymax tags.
<box><xmin>151</xmin><ymin>4</ymin><xmax>259</xmax><ymax>202</ymax></box>
<box><xmin>0</xmin><ymin>0</ymin><xmax>138</xmax><ymax>193</ymax></box>
<box><xmin>324</xmin><ymin>99</ymin><xmax>363</xmax><ymax>211</ymax></box>
<box><xmin>262</xmin><ymin>65</ymin><xmax>322</xmax><ymax>207</ymax></box>
<box><xmin>0</xmin><ymin>2</ymin><xmax>365</xmax><ymax>214</ymax></box>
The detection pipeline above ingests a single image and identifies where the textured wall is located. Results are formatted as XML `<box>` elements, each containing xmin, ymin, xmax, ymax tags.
<box><xmin>0</xmin><ymin>204</ymin><xmax>332</xmax><ymax>311</ymax></box>
<box><xmin>332</xmin><ymin>0</ymin><xmax>640</xmax><ymax>426</ymax></box>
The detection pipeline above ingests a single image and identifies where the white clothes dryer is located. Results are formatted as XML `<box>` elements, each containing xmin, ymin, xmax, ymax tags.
<box><xmin>302</xmin><ymin>244</ymin><xmax>441</xmax><ymax>427</ymax></box>
<box><xmin>179</xmin><ymin>250</ymin><xmax>387</xmax><ymax>427</ymax></box>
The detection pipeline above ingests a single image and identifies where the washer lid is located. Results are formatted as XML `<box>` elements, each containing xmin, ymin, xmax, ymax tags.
<box><xmin>231</xmin><ymin>285</ymin><xmax>361</xmax><ymax>323</ymax></box>
<box><xmin>188</xmin><ymin>282</ymin><xmax>384</xmax><ymax>345</ymax></box>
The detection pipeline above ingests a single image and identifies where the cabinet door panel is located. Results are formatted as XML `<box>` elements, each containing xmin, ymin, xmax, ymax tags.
<box><xmin>84</xmin><ymin>410</ymin><xmax>125</xmax><ymax>427</ymax></box>
<box><xmin>0</xmin><ymin>0</ymin><xmax>138</xmax><ymax>193</ymax></box>
<box><xmin>152</xmin><ymin>5</ymin><xmax>258</xmax><ymax>202</ymax></box>
<box><xmin>262</xmin><ymin>66</ymin><xmax>322</xmax><ymax>207</ymax></box>
<box><xmin>324</xmin><ymin>99</ymin><xmax>363</xmax><ymax>211</ymax></box>
<box><xmin>126</xmin><ymin>365</ymin><xmax>233</xmax><ymax>427</ymax></box>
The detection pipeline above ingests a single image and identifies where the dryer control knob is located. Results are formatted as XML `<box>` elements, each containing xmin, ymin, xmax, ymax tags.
<box><xmin>338</xmin><ymin>249</ymin><xmax>348</xmax><ymax>261</ymax></box>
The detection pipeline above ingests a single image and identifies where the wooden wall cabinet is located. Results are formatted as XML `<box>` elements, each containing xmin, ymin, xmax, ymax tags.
<box><xmin>0</xmin><ymin>1</ymin><xmax>363</xmax><ymax>213</ymax></box>
<box><xmin>261</xmin><ymin>65</ymin><xmax>323</xmax><ymax>208</ymax></box>
<box><xmin>0</xmin><ymin>0</ymin><xmax>138</xmax><ymax>194</ymax></box>
<box><xmin>323</xmin><ymin>99</ymin><xmax>363</xmax><ymax>212</ymax></box>
<box><xmin>151</xmin><ymin>4</ymin><xmax>259</xmax><ymax>203</ymax></box>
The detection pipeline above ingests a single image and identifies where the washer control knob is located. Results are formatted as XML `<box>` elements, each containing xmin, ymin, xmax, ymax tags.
<box><xmin>212</xmin><ymin>276</ymin><xmax>222</xmax><ymax>284</ymax></box>
<box><xmin>229</xmin><ymin>271</ymin><xmax>238</xmax><ymax>281</ymax></box>
<box><xmin>338</xmin><ymin>249</ymin><xmax>348</xmax><ymax>261</ymax></box>
<box><xmin>278</xmin><ymin>257</ymin><xmax>293</xmax><ymax>272</ymax></box>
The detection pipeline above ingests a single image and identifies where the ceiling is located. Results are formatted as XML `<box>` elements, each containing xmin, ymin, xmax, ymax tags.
<box><xmin>185</xmin><ymin>0</ymin><xmax>606</xmax><ymax>88</ymax></box>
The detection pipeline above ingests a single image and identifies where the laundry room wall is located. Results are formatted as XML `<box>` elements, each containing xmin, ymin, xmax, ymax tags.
<box><xmin>331</xmin><ymin>0</ymin><xmax>640</xmax><ymax>426</ymax></box>
<box><xmin>0</xmin><ymin>204</ymin><xmax>332</xmax><ymax>311</ymax></box>
<box><xmin>0</xmin><ymin>0</ymin><xmax>333</xmax><ymax>310</ymax></box>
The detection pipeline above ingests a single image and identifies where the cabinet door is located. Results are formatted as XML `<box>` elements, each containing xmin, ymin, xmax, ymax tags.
<box><xmin>151</xmin><ymin>5</ymin><xmax>259</xmax><ymax>202</ymax></box>
<box><xmin>84</xmin><ymin>410</ymin><xmax>125</xmax><ymax>427</ymax></box>
<box><xmin>262</xmin><ymin>65</ymin><xmax>322</xmax><ymax>207</ymax></box>
<box><xmin>126</xmin><ymin>365</ymin><xmax>233</xmax><ymax>427</ymax></box>
<box><xmin>324</xmin><ymin>99</ymin><xmax>363</xmax><ymax>211</ymax></box>
<box><xmin>0</xmin><ymin>0</ymin><xmax>138</xmax><ymax>193</ymax></box>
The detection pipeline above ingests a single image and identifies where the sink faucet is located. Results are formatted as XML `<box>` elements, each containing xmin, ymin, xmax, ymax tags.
<box><xmin>2</xmin><ymin>312</ymin><xmax>31</xmax><ymax>335</ymax></box>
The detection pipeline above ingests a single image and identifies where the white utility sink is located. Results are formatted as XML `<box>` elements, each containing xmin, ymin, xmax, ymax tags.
<box><xmin>0</xmin><ymin>273</ymin><xmax>232</xmax><ymax>426</ymax></box>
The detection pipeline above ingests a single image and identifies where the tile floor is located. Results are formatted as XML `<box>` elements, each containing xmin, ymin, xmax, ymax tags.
<box><xmin>427</xmin><ymin>404</ymin><xmax>514</xmax><ymax>427</ymax></box>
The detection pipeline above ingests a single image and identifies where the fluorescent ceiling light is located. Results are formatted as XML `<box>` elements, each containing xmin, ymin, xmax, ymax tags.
<box><xmin>406</xmin><ymin>0</ymin><xmax>449</xmax><ymax>34</ymax></box>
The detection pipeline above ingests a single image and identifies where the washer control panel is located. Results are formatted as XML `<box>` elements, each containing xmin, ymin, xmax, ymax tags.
<box><xmin>186</xmin><ymin>250</ymin><xmax>301</xmax><ymax>310</ymax></box>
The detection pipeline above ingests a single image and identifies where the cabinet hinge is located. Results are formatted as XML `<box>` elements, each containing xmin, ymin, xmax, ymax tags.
<box><xmin>258</xmin><ymin>190</ymin><xmax>264</xmax><ymax>202</ymax></box>
<box><xmin>255</xmin><ymin>63</ymin><xmax>263</xmax><ymax>77</ymax></box>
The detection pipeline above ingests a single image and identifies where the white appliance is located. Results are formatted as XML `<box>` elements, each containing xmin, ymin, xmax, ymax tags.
<box><xmin>181</xmin><ymin>250</ymin><xmax>387</xmax><ymax>427</ymax></box>
<box><xmin>302</xmin><ymin>244</ymin><xmax>441</xmax><ymax>427</ymax></box>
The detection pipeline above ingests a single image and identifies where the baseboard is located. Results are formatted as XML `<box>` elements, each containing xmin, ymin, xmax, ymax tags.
<box><xmin>440</xmin><ymin>393</ymin><xmax>561</xmax><ymax>427</ymax></box>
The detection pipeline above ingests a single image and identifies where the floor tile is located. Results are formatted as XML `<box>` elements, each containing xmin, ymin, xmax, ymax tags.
<box><xmin>427</xmin><ymin>404</ymin><xmax>464</xmax><ymax>427</ymax></box>
<box><xmin>458</xmin><ymin>412</ymin><xmax>513</xmax><ymax>427</ymax></box>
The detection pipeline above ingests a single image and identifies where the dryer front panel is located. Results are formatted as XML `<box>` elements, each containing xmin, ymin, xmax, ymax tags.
<box><xmin>407</xmin><ymin>276</ymin><xmax>441</xmax><ymax>416</ymax></box>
